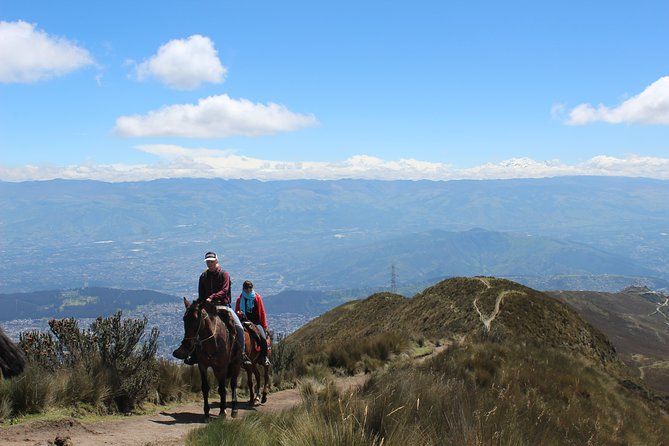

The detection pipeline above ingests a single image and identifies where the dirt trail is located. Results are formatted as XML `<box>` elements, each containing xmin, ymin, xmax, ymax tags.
<box><xmin>649</xmin><ymin>297</ymin><xmax>669</xmax><ymax>326</ymax></box>
<box><xmin>2</xmin><ymin>345</ymin><xmax>448</xmax><ymax>446</ymax></box>
<box><xmin>473</xmin><ymin>277</ymin><xmax>525</xmax><ymax>331</ymax></box>
<box><xmin>639</xmin><ymin>359</ymin><xmax>669</xmax><ymax>380</ymax></box>
<box><xmin>1</xmin><ymin>387</ymin><xmax>301</xmax><ymax>446</ymax></box>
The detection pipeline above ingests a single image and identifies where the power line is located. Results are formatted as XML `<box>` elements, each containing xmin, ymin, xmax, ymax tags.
<box><xmin>390</xmin><ymin>263</ymin><xmax>398</xmax><ymax>294</ymax></box>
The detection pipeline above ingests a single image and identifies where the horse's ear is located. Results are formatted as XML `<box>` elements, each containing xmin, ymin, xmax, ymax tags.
<box><xmin>183</xmin><ymin>297</ymin><xmax>190</xmax><ymax>308</ymax></box>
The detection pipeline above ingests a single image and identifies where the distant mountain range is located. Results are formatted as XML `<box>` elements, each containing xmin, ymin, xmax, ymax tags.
<box><xmin>1</xmin><ymin>176</ymin><xmax>668</xmax><ymax>294</ymax></box>
<box><xmin>292</xmin><ymin>228</ymin><xmax>661</xmax><ymax>287</ymax></box>
<box><xmin>0</xmin><ymin>287</ymin><xmax>177</xmax><ymax>321</ymax></box>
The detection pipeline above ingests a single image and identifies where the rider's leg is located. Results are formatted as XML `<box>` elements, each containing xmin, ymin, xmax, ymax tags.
<box><xmin>255</xmin><ymin>325</ymin><xmax>267</xmax><ymax>346</ymax></box>
<box><xmin>255</xmin><ymin>325</ymin><xmax>271</xmax><ymax>366</ymax></box>
<box><xmin>227</xmin><ymin>308</ymin><xmax>251</xmax><ymax>365</ymax></box>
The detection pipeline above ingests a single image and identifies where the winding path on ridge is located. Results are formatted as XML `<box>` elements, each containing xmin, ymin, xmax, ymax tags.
<box><xmin>472</xmin><ymin>277</ymin><xmax>525</xmax><ymax>331</ymax></box>
<box><xmin>649</xmin><ymin>296</ymin><xmax>669</xmax><ymax>327</ymax></box>
<box><xmin>2</xmin><ymin>345</ymin><xmax>448</xmax><ymax>446</ymax></box>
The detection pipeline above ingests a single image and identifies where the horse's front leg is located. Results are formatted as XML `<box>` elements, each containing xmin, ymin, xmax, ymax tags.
<box><xmin>230</xmin><ymin>373</ymin><xmax>239</xmax><ymax>418</ymax></box>
<box><xmin>246</xmin><ymin>366</ymin><xmax>255</xmax><ymax>405</ymax></box>
<box><xmin>253</xmin><ymin>365</ymin><xmax>261</xmax><ymax>405</ymax></box>
<box><xmin>262</xmin><ymin>364</ymin><xmax>270</xmax><ymax>404</ymax></box>
<box><xmin>199</xmin><ymin>365</ymin><xmax>210</xmax><ymax>422</ymax></box>
<box><xmin>216</xmin><ymin>372</ymin><xmax>227</xmax><ymax>419</ymax></box>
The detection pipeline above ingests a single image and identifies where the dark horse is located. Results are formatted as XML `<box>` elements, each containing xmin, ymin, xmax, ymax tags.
<box><xmin>241</xmin><ymin>323</ymin><xmax>271</xmax><ymax>406</ymax></box>
<box><xmin>0</xmin><ymin>326</ymin><xmax>26</xmax><ymax>379</ymax></box>
<box><xmin>172</xmin><ymin>298</ymin><xmax>241</xmax><ymax>421</ymax></box>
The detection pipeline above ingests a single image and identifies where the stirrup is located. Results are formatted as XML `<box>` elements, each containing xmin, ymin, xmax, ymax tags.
<box><xmin>242</xmin><ymin>353</ymin><xmax>252</xmax><ymax>366</ymax></box>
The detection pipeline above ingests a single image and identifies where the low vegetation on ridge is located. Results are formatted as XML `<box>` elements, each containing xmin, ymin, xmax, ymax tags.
<box><xmin>188</xmin><ymin>277</ymin><xmax>669</xmax><ymax>446</ymax></box>
<box><xmin>0</xmin><ymin>312</ymin><xmax>204</xmax><ymax>421</ymax></box>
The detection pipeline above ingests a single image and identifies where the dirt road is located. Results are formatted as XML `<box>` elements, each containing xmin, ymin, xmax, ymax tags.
<box><xmin>2</xmin><ymin>386</ymin><xmax>302</xmax><ymax>446</ymax></box>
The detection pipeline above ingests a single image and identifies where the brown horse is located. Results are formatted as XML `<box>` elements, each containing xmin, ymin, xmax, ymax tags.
<box><xmin>0</xmin><ymin>326</ymin><xmax>26</xmax><ymax>379</ymax></box>
<box><xmin>172</xmin><ymin>298</ymin><xmax>241</xmax><ymax>421</ymax></box>
<box><xmin>241</xmin><ymin>323</ymin><xmax>271</xmax><ymax>406</ymax></box>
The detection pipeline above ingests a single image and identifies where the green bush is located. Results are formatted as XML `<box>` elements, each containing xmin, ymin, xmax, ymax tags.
<box><xmin>324</xmin><ymin>332</ymin><xmax>407</xmax><ymax>374</ymax></box>
<box><xmin>57</xmin><ymin>363</ymin><xmax>110</xmax><ymax>411</ymax></box>
<box><xmin>0</xmin><ymin>388</ymin><xmax>10</xmax><ymax>421</ymax></box>
<box><xmin>89</xmin><ymin>313</ymin><xmax>159</xmax><ymax>412</ymax></box>
<box><xmin>156</xmin><ymin>359</ymin><xmax>189</xmax><ymax>404</ymax></box>
<box><xmin>7</xmin><ymin>311</ymin><xmax>170</xmax><ymax>417</ymax></box>
<box><xmin>0</xmin><ymin>364</ymin><xmax>54</xmax><ymax>416</ymax></box>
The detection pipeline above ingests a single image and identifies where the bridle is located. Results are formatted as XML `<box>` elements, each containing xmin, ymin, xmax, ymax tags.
<box><xmin>182</xmin><ymin>304</ymin><xmax>218</xmax><ymax>357</ymax></box>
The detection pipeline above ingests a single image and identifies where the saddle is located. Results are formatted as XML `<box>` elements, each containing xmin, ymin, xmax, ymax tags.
<box><xmin>242</xmin><ymin>321</ymin><xmax>263</xmax><ymax>352</ymax></box>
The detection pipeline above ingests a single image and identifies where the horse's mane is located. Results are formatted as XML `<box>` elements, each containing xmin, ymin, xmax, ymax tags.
<box><xmin>190</xmin><ymin>300</ymin><xmax>231</xmax><ymax>339</ymax></box>
<box><xmin>0</xmin><ymin>326</ymin><xmax>26</xmax><ymax>378</ymax></box>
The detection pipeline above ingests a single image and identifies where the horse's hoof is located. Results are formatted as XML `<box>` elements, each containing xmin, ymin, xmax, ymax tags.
<box><xmin>261</xmin><ymin>395</ymin><xmax>267</xmax><ymax>404</ymax></box>
<box><xmin>220</xmin><ymin>409</ymin><xmax>227</xmax><ymax>419</ymax></box>
<box><xmin>231</xmin><ymin>409</ymin><xmax>239</xmax><ymax>418</ymax></box>
<box><xmin>203</xmin><ymin>415</ymin><xmax>210</xmax><ymax>423</ymax></box>
<box><xmin>254</xmin><ymin>396</ymin><xmax>261</xmax><ymax>406</ymax></box>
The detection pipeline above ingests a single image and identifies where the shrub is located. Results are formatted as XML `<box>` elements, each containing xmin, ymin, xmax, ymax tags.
<box><xmin>324</xmin><ymin>332</ymin><xmax>407</xmax><ymax>374</ymax></box>
<box><xmin>0</xmin><ymin>364</ymin><xmax>54</xmax><ymax>416</ymax></box>
<box><xmin>12</xmin><ymin>311</ymin><xmax>163</xmax><ymax>415</ymax></box>
<box><xmin>0</xmin><ymin>388</ymin><xmax>10</xmax><ymax>421</ymax></box>
<box><xmin>156</xmin><ymin>359</ymin><xmax>189</xmax><ymax>404</ymax></box>
<box><xmin>90</xmin><ymin>312</ymin><xmax>159</xmax><ymax>412</ymax></box>
<box><xmin>58</xmin><ymin>362</ymin><xmax>110</xmax><ymax>411</ymax></box>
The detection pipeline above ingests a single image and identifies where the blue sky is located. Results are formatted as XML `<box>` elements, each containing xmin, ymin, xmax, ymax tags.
<box><xmin>2</xmin><ymin>0</ymin><xmax>669</xmax><ymax>181</ymax></box>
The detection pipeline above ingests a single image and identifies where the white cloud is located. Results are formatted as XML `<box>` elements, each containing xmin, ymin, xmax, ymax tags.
<box><xmin>135</xmin><ymin>35</ymin><xmax>226</xmax><ymax>89</ymax></box>
<box><xmin>3</xmin><ymin>148</ymin><xmax>669</xmax><ymax>182</ymax></box>
<box><xmin>0</xmin><ymin>20</ymin><xmax>93</xmax><ymax>83</ymax></box>
<box><xmin>566</xmin><ymin>76</ymin><xmax>669</xmax><ymax>125</ymax></box>
<box><xmin>114</xmin><ymin>94</ymin><xmax>318</xmax><ymax>138</ymax></box>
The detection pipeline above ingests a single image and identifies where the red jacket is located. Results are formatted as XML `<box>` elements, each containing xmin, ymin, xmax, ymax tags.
<box><xmin>235</xmin><ymin>292</ymin><xmax>268</xmax><ymax>330</ymax></box>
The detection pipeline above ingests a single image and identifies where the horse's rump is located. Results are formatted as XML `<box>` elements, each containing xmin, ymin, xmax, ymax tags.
<box><xmin>242</xmin><ymin>322</ymin><xmax>263</xmax><ymax>352</ymax></box>
<box><xmin>0</xmin><ymin>326</ymin><xmax>26</xmax><ymax>378</ymax></box>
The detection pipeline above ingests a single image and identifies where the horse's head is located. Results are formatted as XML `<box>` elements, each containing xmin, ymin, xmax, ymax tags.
<box><xmin>172</xmin><ymin>297</ymin><xmax>207</xmax><ymax>360</ymax></box>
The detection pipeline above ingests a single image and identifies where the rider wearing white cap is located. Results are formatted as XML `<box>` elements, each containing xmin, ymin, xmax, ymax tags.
<box><xmin>184</xmin><ymin>251</ymin><xmax>251</xmax><ymax>366</ymax></box>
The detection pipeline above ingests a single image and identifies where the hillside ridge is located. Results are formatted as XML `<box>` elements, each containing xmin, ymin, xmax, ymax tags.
<box><xmin>287</xmin><ymin>276</ymin><xmax>619</xmax><ymax>366</ymax></box>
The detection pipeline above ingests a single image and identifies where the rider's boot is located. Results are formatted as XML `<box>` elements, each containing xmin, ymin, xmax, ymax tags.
<box><xmin>184</xmin><ymin>352</ymin><xmax>198</xmax><ymax>365</ymax></box>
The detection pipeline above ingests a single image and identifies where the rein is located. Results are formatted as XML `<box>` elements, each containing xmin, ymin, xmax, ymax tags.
<box><xmin>183</xmin><ymin>307</ymin><xmax>219</xmax><ymax>356</ymax></box>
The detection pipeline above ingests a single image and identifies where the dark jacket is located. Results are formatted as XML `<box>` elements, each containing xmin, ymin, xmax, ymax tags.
<box><xmin>198</xmin><ymin>267</ymin><xmax>231</xmax><ymax>305</ymax></box>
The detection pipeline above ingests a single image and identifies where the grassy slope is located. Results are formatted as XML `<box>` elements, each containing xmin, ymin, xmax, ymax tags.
<box><xmin>189</xmin><ymin>343</ymin><xmax>669</xmax><ymax>446</ymax></box>
<box><xmin>550</xmin><ymin>288</ymin><xmax>669</xmax><ymax>394</ymax></box>
<box><xmin>188</xmin><ymin>277</ymin><xmax>669</xmax><ymax>446</ymax></box>
<box><xmin>287</xmin><ymin>277</ymin><xmax>618</xmax><ymax>367</ymax></box>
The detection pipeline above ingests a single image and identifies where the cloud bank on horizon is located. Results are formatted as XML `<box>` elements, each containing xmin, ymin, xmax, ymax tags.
<box><xmin>2</xmin><ymin>146</ymin><xmax>668</xmax><ymax>182</ymax></box>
